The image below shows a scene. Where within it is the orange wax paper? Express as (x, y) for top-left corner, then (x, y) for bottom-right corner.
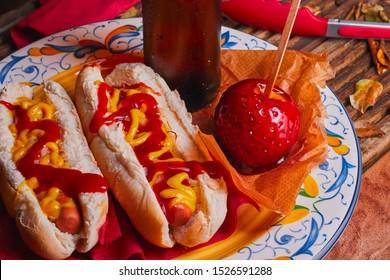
(194, 49), (335, 215)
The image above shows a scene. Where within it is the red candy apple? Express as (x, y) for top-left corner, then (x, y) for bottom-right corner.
(214, 78), (300, 174)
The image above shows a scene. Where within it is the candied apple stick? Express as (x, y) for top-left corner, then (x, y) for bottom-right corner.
(265, 0), (302, 97)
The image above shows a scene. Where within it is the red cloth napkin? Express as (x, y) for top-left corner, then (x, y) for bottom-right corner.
(11, 0), (141, 48)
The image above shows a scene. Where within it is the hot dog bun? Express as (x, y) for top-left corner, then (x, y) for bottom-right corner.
(75, 63), (228, 248)
(0, 81), (109, 259)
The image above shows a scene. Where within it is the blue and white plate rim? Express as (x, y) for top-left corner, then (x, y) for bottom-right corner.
(0, 17), (362, 260)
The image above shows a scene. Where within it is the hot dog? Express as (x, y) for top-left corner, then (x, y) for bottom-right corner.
(75, 63), (228, 248)
(0, 81), (109, 259)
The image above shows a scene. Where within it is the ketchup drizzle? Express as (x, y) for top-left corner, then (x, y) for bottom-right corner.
(90, 82), (227, 222)
(0, 100), (108, 200)
(0, 100), (15, 110)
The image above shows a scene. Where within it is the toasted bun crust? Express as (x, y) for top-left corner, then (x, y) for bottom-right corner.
(0, 82), (108, 259)
(75, 63), (227, 248)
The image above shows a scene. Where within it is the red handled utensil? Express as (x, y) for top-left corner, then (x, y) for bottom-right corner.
(222, 0), (390, 40)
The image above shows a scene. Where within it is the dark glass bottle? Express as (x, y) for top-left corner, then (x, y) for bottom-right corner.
(142, 0), (221, 112)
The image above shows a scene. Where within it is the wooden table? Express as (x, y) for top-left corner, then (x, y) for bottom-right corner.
(0, 0), (389, 260)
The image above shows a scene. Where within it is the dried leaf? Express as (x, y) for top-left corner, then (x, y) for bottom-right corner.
(358, 3), (390, 74)
(377, 41), (390, 67)
(355, 126), (385, 138)
(377, 48), (389, 66)
(345, 4), (358, 20)
(361, 3), (384, 15)
(354, 120), (385, 138)
(304, 4), (321, 16)
(356, 1), (363, 20)
(346, 1), (365, 20)
(379, 10), (390, 22)
(368, 39), (390, 74)
(360, 3), (390, 22)
(350, 79), (383, 113)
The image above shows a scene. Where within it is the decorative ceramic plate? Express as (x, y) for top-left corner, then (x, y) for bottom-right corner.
(0, 17), (361, 260)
